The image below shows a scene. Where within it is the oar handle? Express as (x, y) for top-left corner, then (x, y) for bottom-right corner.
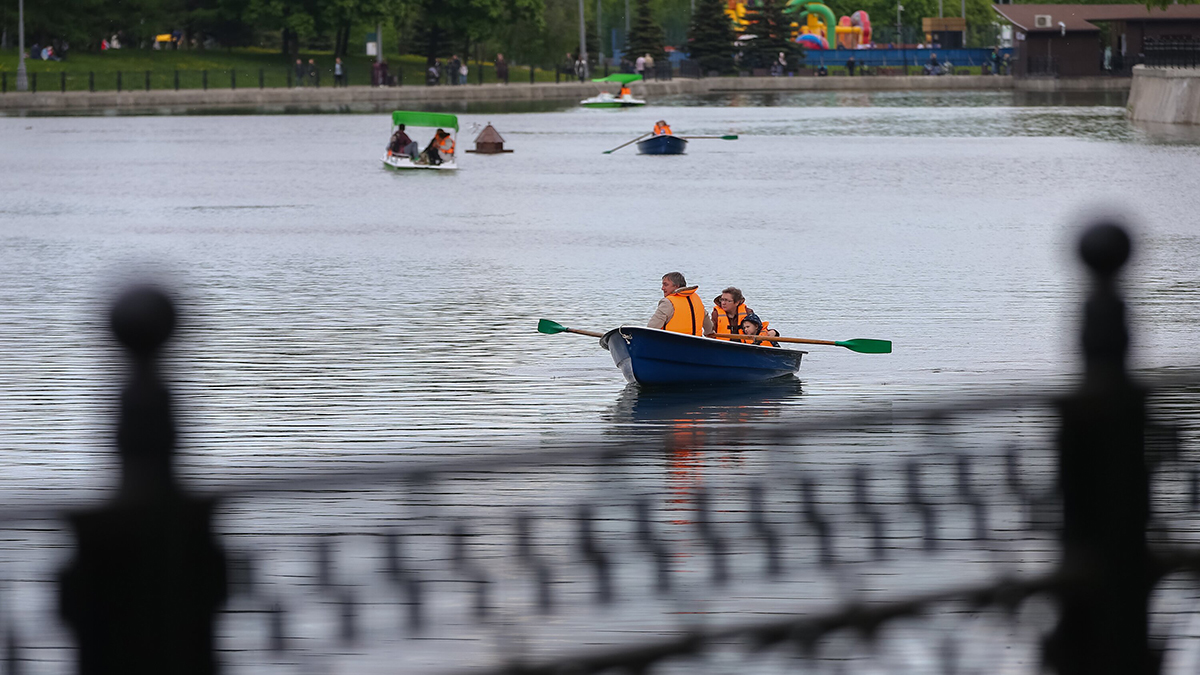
(710, 333), (835, 346)
(567, 328), (605, 338)
(603, 132), (652, 154)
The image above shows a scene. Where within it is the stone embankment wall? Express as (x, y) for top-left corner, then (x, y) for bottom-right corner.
(1127, 65), (1200, 126)
(0, 75), (1132, 115)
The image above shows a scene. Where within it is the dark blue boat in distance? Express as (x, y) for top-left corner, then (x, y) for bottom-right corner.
(600, 326), (805, 385)
(636, 134), (688, 155)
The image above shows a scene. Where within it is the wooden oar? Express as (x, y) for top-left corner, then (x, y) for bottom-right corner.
(710, 333), (892, 353)
(676, 134), (739, 140)
(537, 319), (604, 338)
(602, 132), (652, 154)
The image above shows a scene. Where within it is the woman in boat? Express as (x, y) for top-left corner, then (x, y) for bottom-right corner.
(711, 287), (753, 341)
(653, 120), (672, 136)
(740, 313), (780, 347)
(421, 129), (454, 165)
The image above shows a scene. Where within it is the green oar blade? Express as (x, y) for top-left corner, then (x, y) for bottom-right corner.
(834, 338), (892, 354)
(722, 134), (739, 140)
(537, 319), (569, 334)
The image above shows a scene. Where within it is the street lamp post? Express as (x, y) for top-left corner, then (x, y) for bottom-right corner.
(17, 0), (28, 91)
(578, 0), (589, 80)
(597, 0), (604, 74)
(897, 2), (906, 76)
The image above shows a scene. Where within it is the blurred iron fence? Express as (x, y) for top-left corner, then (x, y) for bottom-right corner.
(0, 222), (1198, 675)
(1144, 38), (1200, 68)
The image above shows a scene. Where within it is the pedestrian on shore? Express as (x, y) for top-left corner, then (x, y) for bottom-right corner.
(308, 58), (319, 86)
(426, 61), (439, 86)
(449, 55), (461, 85)
(334, 57), (345, 87)
(459, 60), (469, 85)
(846, 54), (856, 76)
(294, 58), (304, 87)
(644, 53), (655, 79)
(496, 53), (509, 83)
(635, 54), (646, 77)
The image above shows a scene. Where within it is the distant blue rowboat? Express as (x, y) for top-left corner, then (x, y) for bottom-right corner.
(636, 134), (688, 155)
(600, 326), (805, 386)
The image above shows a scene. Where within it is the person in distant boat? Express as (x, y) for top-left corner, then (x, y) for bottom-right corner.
(653, 120), (672, 136)
(711, 287), (752, 341)
(436, 129), (455, 157)
(421, 129), (454, 165)
(618, 84), (632, 99)
(388, 124), (419, 160)
(648, 272), (713, 336)
(740, 313), (780, 347)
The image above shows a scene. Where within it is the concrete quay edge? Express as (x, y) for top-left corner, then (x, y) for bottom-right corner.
(0, 75), (1131, 115)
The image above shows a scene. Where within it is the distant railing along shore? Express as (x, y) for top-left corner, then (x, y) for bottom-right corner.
(0, 49), (1027, 94)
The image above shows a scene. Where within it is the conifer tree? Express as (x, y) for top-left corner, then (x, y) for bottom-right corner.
(625, 0), (666, 63)
(740, 0), (802, 70)
(686, 0), (738, 75)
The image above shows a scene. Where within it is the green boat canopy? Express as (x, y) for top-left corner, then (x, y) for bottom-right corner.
(391, 110), (459, 131)
(590, 73), (643, 84)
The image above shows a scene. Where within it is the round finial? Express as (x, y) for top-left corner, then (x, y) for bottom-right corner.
(1079, 222), (1131, 278)
(110, 285), (176, 357)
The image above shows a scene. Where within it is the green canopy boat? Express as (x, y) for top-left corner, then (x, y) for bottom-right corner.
(581, 74), (646, 109)
(382, 111), (460, 171)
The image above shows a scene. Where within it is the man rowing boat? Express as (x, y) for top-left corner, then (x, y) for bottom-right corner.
(648, 272), (713, 336)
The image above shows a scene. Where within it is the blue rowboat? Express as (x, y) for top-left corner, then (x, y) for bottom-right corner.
(600, 326), (805, 386)
(636, 134), (688, 155)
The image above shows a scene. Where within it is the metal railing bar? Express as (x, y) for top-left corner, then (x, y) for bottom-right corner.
(460, 570), (1067, 675)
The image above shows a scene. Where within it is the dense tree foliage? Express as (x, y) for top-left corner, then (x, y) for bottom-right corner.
(1, 0), (1150, 64)
(686, 0), (736, 74)
(625, 0), (665, 61)
(740, 0), (800, 69)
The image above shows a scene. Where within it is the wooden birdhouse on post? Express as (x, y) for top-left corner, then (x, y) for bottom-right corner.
(466, 123), (513, 154)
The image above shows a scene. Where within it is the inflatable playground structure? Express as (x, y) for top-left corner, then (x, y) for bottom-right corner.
(727, 0), (872, 50)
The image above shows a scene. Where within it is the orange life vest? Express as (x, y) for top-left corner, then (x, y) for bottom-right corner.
(664, 287), (706, 336)
(619, 86), (631, 97)
(653, 122), (672, 136)
(712, 302), (750, 341)
(437, 135), (455, 155)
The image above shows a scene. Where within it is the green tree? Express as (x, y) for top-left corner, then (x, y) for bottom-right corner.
(740, 0), (800, 69)
(625, 0), (664, 61)
(686, 0), (736, 74)
(410, 0), (542, 64)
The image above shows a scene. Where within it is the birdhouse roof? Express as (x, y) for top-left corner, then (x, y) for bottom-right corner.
(474, 124), (506, 145)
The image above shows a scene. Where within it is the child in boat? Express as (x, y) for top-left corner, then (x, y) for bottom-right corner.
(740, 313), (780, 347)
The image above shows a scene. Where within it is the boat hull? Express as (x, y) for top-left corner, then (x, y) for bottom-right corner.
(381, 155), (457, 171)
(580, 95), (646, 108)
(600, 326), (804, 386)
(636, 135), (688, 155)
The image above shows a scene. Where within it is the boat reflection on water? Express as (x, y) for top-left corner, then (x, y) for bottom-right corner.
(606, 377), (804, 530)
(606, 376), (805, 454)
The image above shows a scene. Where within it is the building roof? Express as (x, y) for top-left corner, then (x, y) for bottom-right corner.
(992, 4), (1200, 32)
(474, 123), (506, 145)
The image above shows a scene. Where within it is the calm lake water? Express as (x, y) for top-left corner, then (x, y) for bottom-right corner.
(1, 91), (1199, 673)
